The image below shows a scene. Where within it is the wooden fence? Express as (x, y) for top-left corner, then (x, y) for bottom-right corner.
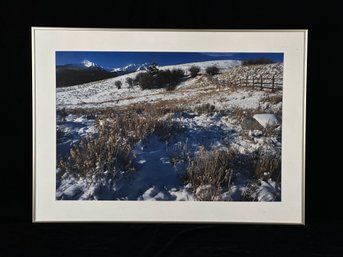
(217, 75), (283, 92)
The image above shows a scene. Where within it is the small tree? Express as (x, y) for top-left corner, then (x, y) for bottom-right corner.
(206, 65), (219, 76)
(147, 62), (159, 75)
(134, 68), (184, 90)
(189, 66), (200, 78)
(136, 72), (154, 90)
(133, 73), (144, 86)
(171, 69), (184, 83)
(115, 80), (122, 89)
(126, 77), (134, 89)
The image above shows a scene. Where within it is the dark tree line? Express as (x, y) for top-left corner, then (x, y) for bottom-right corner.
(242, 58), (275, 66)
(56, 66), (115, 87)
(134, 63), (185, 90)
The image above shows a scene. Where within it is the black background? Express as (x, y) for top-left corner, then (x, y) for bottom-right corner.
(1, 0), (342, 256)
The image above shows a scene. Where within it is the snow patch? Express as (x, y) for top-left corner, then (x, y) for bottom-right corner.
(256, 180), (281, 201)
(253, 114), (279, 128)
(82, 59), (96, 68)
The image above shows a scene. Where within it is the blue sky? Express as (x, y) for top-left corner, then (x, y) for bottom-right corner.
(56, 51), (283, 69)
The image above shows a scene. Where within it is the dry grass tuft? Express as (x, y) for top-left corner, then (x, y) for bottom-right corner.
(230, 107), (261, 124)
(186, 147), (235, 201)
(261, 94), (283, 105)
(58, 124), (133, 181)
(154, 119), (185, 141)
(242, 148), (281, 182)
(193, 103), (216, 114)
(58, 102), (189, 180)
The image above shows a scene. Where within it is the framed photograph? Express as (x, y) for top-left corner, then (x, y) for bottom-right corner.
(32, 28), (307, 223)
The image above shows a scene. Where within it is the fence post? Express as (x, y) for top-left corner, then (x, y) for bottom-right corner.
(272, 75), (275, 92)
(260, 76), (263, 90)
(240, 78), (241, 87)
(246, 76), (248, 87)
(252, 77), (255, 88)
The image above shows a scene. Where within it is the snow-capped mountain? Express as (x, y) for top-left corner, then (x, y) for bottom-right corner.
(111, 63), (149, 73)
(56, 60), (149, 87)
(56, 60), (115, 87)
(82, 59), (98, 68)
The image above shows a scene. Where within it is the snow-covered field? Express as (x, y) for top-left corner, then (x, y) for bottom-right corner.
(56, 60), (241, 109)
(56, 61), (283, 201)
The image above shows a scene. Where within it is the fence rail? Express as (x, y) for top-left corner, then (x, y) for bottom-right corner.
(217, 75), (283, 92)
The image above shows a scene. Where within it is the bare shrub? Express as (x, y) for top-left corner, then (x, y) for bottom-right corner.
(158, 69), (184, 91)
(154, 119), (185, 141)
(261, 95), (283, 105)
(241, 181), (260, 201)
(58, 101), (190, 178)
(205, 65), (219, 76)
(242, 178), (281, 201)
(263, 124), (282, 141)
(128, 100), (186, 119)
(58, 124), (133, 180)
(230, 107), (262, 126)
(244, 149), (281, 182)
(189, 66), (200, 78)
(115, 80), (122, 89)
(193, 103), (215, 114)
(58, 96), (202, 184)
(185, 145), (281, 201)
(126, 77), (134, 89)
(230, 107), (247, 123)
(135, 72), (154, 90)
(166, 84), (177, 91)
(58, 108), (159, 179)
(60, 107), (100, 117)
(186, 147), (235, 201)
(167, 141), (190, 167)
(134, 68), (184, 90)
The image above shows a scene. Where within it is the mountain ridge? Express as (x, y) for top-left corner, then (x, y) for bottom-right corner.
(56, 59), (242, 88)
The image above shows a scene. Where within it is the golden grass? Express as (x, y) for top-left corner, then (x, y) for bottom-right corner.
(186, 147), (235, 201)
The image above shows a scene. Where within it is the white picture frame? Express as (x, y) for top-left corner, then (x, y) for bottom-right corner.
(32, 28), (307, 223)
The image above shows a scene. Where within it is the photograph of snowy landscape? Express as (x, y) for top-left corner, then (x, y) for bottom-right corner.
(56, 51), (283, 201)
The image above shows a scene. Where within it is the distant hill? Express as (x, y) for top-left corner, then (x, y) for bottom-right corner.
(56, 60), (152, 87)
(56, 60), (242, 88)
(56, 61), (116, 87)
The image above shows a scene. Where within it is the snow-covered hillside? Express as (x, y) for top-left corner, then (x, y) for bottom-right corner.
(57, 60), (283, 110)
(160, 59), (241, 71)
(56, 60), (283, 201)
